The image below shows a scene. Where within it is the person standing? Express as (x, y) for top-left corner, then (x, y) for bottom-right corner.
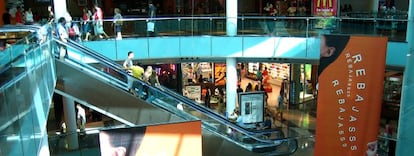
(76, 104), (86, 132)
(148, 70), (160, 87)
(15, 6), (23, 25)
(143, 66), (153, 84)
(277, 79), (287, 121)
(236, 84), (244, 93)
(205, 87), (211, 108)
(236, 64), (241, 82)
(123, 51), (134, 71)
(147, 2), (157, 36)
(47, 5), (54, 23)
(123, 51), (135, 92)
(82, 8), (92, 41)
(2, 8), (11, 25)
(24, 8), (34, 24)
(112, 8), (123, 40)
(256, 67), (263, 82)
(57, 17), (68, 60)
(93, 4), (109, 39)
(149, 2), (157, 19)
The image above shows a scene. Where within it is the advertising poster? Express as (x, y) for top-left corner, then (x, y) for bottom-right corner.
(100, 121), (202, 156)
(313, 0), (337, 16)
(315, 35), (387, 156)
(239, 92), (265, 124)
(214, 63), (226, 86)
(313, 0), (337, 29)
(184, 85), (201, 100)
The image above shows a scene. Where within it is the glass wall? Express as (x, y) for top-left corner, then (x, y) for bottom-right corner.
(0, 35), (56, 156)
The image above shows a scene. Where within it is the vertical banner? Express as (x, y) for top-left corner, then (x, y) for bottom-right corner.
(315, 35), (387, 156)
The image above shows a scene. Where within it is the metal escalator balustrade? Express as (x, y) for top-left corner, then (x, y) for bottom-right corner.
(0, 25), (57, 156)
(52, 38), (298, 155)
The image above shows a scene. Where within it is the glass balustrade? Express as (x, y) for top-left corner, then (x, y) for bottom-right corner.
(72, 16), (409, 42)
(0, 27), (55, 156)
(54, 38), (299, 154)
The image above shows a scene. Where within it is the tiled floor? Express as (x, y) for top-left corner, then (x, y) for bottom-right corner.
(239, 76), (317, 155)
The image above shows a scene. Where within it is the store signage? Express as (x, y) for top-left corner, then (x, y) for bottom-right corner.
(313, 0), (337, 16)
(315, 35), (387, 156)
(313, 0), (337, 29)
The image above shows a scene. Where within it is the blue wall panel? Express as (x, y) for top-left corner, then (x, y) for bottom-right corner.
(273, 37), (307, 58)
(386, 42), (408, 67)
(148, 38), (180, 58)
(115, 38), (149, 60)
(82, 36), (407, 68)
(82, 40), (116, 60)
(180, 37), (212, 57)
(242, 37), (275, 57)
(211, 37), (243, 57)
(306, 38), (320, 60)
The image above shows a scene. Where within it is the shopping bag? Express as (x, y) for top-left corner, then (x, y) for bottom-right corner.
(147, 22), (155, 32)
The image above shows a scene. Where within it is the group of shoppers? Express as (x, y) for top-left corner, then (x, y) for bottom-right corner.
(2, 6), (36, 25)
(80, 5), (111, 41)
(123, 51), (160, 100)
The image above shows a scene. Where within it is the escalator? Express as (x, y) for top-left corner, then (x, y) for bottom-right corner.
(53, 38), (298, 155)
(0, 25), (57, 156)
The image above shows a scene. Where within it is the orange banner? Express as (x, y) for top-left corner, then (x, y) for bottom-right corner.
(100, 121), (202, 156)
(315, 35), (387, 156)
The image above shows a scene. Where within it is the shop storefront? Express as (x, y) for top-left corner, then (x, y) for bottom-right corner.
(181, 62), (216, 106)
(245, 62), (316, 107)
(142, 63), (179, 91)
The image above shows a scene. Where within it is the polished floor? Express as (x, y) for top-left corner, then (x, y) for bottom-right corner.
(238, 76), (317, 156)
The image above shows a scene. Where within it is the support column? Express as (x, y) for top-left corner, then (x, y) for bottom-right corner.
(396, 0), (414, 155)
(38, 133), (50, 156)
(226, 0), (237, 36)
(226, 58), (237, 117)
(290, 64), (301, 108)
(0, 0), (5, 26)
(53, 0), (67, 21)
(367, 0), (379, 14)
(62, 97), (79, 150)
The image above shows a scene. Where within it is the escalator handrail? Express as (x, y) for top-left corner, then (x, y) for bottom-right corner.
(66, 39), (127, 73)
(56, 38), (279, 137)
(0, 25), (41, 33)
(52, 38), (297, 145)
(157, 84), (282, 136)
(0, 26), (42, 73)
(53, 38), (200, 122)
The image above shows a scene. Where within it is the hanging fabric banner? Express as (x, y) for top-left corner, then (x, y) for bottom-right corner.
(315, 35), (387, 156)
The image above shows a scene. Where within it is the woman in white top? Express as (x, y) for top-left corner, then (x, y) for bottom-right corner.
(25, 8), (34, 24)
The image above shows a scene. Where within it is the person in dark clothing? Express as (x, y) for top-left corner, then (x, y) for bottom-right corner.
(205, 87), (211, 108)
(53, 94), (63, 129)
(245, 82), (253, 92)
(236, 84), (244, 93)
(2, 8), (11, 25)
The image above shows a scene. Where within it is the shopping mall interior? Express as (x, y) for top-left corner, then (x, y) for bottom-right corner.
(0, 0), (412, 156)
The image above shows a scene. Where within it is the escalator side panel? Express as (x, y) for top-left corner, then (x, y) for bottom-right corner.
(55, 60), (184, 125)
